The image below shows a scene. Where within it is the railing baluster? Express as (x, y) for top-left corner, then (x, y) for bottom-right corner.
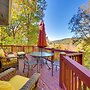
(78, 78), (81, 90)
(69, 68), (72, 90)
(72, 71), (74, 90)
(75, 73), (77, 90)
(83, 83), (87, 90)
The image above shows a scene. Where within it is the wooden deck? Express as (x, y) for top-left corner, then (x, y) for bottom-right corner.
(1, 45), (90, 89)
(17, 59), (62, 90)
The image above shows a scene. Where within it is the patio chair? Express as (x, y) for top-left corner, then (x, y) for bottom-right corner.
(23, 54), (37, 76)
(0, 48), (18, 72)
(0, 68), (40, 90)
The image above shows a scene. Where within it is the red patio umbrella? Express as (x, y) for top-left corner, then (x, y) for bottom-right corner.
(38, 20), (47, 48)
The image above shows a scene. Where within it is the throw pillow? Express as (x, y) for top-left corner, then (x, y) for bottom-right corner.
(0, 48), (5, 57)
(0, 81), (15, 90)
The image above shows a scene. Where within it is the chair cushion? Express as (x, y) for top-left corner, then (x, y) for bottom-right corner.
(2, 59), (17, 66)
(7, 54), (17, 61)
(7, 54), (16, 58)
(0, 81), (15, 90)
(0, 48), (5, 57)
(9, 75), (29, 90)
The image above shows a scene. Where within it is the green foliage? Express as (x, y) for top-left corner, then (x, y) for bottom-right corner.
(82, 44), (90, 69)
(68, 2), (90, 69)
(0, 0), (47, 45)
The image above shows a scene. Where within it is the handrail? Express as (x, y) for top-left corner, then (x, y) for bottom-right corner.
(60, 53), (90, 90)
(0, 45), (77, 53)
(67, 53), (82, 56)
(44, 47), (77, 53)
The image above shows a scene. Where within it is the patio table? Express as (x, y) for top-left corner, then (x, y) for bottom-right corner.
(30, 52), (53, 72)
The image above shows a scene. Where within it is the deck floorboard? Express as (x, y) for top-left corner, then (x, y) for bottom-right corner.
(17, 59), (62, 90)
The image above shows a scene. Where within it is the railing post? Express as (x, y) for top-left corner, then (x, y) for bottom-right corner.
(79, 50), (84, 65)
(22, 45), (24, 52)
(32, 46), (35, 52)
(59, 52), (66, 88)
(51, 48), (54, 76)
(11, 45), (14, 52)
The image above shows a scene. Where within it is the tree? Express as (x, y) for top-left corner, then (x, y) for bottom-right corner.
(68, 0), (90, 45)
(68, 8), (90, 44)
(0, 0), (47, 45)
(68, 1), (90, 69)
(17, 0), (47, 45)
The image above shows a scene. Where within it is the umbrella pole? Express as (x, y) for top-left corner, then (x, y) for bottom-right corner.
(38, 47), (43, 68)
(38, 47), (43, 52)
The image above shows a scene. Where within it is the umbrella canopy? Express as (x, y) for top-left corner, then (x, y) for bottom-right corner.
(38, 20), (47, 48)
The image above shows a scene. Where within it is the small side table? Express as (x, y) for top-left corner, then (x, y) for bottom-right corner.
(17, 52), (25, 59)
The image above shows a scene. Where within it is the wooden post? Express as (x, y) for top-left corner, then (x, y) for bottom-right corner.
(11, 45), (13, 52)
(79, 50), (84, 65)
(51, 48), (54, 76)
(59, 52), (66, 88)
(32, 46), (35, 52)
(22, 45), (24, 52)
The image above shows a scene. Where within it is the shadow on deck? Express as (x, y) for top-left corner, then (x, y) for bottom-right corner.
(17, 59), (62, 90)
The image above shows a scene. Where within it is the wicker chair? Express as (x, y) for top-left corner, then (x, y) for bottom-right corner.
(0, 48), (18, 72)
(0, 68), (40, 90)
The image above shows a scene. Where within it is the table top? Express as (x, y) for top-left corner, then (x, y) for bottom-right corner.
(17, 52), (25, 55)
(30, 52), (53, 57)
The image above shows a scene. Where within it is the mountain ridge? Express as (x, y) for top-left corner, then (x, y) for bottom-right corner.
(50, 38), (74, 45)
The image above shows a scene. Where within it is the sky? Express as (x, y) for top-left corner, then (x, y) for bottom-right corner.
(44, 0), (88, 41)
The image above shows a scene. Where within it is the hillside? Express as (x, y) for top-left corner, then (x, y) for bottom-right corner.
(51, 38), (75, 45)
(48, 38), (78, 51)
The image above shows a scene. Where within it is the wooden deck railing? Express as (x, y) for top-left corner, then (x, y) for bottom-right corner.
(0, 45), (90, 90)
(60, 52), (90, 90)
(0, 45), (76, 60)
(1, 45), (35, 53)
